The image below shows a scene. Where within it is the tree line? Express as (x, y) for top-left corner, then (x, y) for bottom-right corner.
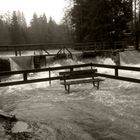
(0, 1), (138, 48)
(0, 11), (72, 45)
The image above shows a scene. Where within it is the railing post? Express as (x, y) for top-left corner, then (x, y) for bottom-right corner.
(90, 63), (93, 70)
(70, 68), (73, 71)
(49, 68), (51, 86)
(23, 73), (27, 81)
(115, 68), (118, 77)
(15, 48), (17, 56)
(18, 49), (21, 56)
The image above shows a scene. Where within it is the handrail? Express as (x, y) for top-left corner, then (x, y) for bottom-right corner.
(0, 41), (127, 47)
(0, 63), (92, 76)
(96, 73), (140, 83)
(0, 42), (135, 57)
(0, 41), (129, 50)
(0, 63), (140, 87)
(91, 63), (140, 83)
(0, 63), (93, 87)
(92, 63), (140, 71)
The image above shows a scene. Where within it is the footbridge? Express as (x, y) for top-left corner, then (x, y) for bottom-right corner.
(0, 41), (135, 57)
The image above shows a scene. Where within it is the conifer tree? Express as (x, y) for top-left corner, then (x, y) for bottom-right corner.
(10, 11), (22, 44)
(29, 13), (40, 43)
(0, 17), (11, 44)
(67, 0), (132, 44)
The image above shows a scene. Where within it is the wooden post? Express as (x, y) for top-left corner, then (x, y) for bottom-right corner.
(70, 68), (73, 71)
(97, 81), (99, 90)
(23, 73), (27, 81)
(64, 74), (67, 90)
(115, 68), (118, 77)
(116, 52), (120, 66)
(91, 63), (93, 70)
(45, 57), (47, 67)
(68, 85), (70, 93)
(49, 68), (51, 86)
(15, 48), (17, 56)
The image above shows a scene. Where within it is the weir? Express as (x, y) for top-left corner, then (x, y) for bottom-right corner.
(0, 50), (121, 71)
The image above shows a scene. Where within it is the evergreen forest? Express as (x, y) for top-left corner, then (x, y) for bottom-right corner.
(0, 0), (139, 47)
(0, 11), (72, 45)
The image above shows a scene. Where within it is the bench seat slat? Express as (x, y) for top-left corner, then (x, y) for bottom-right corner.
(60, 74), (97, 80)
(61, 78), (104, 85)
(59, 69), (97, 76)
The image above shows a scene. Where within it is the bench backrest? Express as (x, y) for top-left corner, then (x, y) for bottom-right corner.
(59, 69), (97, 80)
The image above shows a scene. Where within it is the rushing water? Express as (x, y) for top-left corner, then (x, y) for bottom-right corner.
(0, 51), (140, 140)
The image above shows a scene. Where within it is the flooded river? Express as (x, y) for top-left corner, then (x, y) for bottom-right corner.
(0, 51), (140, 140)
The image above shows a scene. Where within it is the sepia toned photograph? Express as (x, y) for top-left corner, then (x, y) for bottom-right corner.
(0, 0), (140, 139)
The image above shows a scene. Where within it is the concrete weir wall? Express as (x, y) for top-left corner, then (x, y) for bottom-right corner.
(0, 55), (53, 72)
(120, 50), (140, 65)
(1, 50), (139, 72)
(9, 55), (47, 71)
(1, 53), (118, 72)
(10, 56), (34, 71)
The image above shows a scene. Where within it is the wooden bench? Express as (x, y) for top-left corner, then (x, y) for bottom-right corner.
(59, 69), (104, 93)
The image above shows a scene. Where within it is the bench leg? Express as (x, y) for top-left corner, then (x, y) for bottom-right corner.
(68, 85), (70, 93)
(64, 85), (67, 91)
(97, 81), (100, 90)
(93, 81), (95, 87)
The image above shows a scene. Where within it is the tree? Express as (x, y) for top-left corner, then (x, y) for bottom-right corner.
(38, 13), (48, 43)
(67, 0), (132, 44)
(29, 13), (40, 43)
(0, 11), (72, 45)
(29, 13), (49, 43)
(17, 11), (28, 43)
(0, 17), (11, 44)
(46, 17), (58, 43)
(9, 11), (28, 44)
(9, 11), (22, 44)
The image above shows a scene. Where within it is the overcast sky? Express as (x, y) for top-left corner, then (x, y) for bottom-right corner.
(0, 0), (67, 24)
